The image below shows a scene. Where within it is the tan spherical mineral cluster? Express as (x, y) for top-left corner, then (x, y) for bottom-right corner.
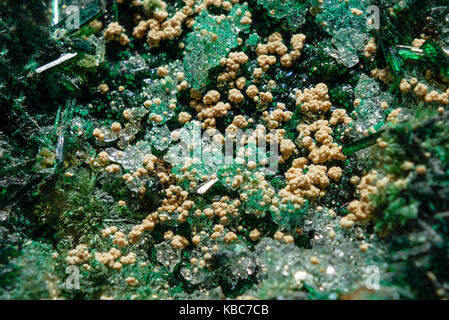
(262, 103), (293, 129)
(371, 67), (393, 84)
(295, 83), (332, 114)
(218, 52), (249, 83)
(280, 158), (330, 206)
(199, 196), (241, 223)
(340, 172), (380, 229)
(256, 32), (306, 69)
(189, 89), (232, 129)
(400, 78), (449, 105)
(66, 244), (91, 265)
(104, 22), (130, 46)
(395, 36), (449, 110)
(132, 0), (249, 48)
(364, 38), (377, 59)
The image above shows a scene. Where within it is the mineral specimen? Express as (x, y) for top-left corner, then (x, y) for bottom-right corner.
(1, 0), (449, 302)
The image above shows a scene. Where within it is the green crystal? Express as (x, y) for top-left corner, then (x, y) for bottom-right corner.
(184, 4), (251, 90)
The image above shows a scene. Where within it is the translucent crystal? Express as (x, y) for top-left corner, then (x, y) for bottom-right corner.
(106, 141), (153, 171)
(255, 209), (388, 299)
(180, 264), (215, 288)
(257, 0), (307, 31)
(146, 125), (171, 152)
(314, 0), (371, 67)
(118, 54), (149, 78)
(143, 61), (183, 125)
(214, 241), (256, 287)
(351, 74), (392, 139)
(155, 241), (181, 272)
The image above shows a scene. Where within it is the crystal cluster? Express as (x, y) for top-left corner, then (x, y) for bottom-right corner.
(1, 0), (449, 301)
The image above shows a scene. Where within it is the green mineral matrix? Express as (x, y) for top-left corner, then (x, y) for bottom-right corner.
(1, 0), (449, 300)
